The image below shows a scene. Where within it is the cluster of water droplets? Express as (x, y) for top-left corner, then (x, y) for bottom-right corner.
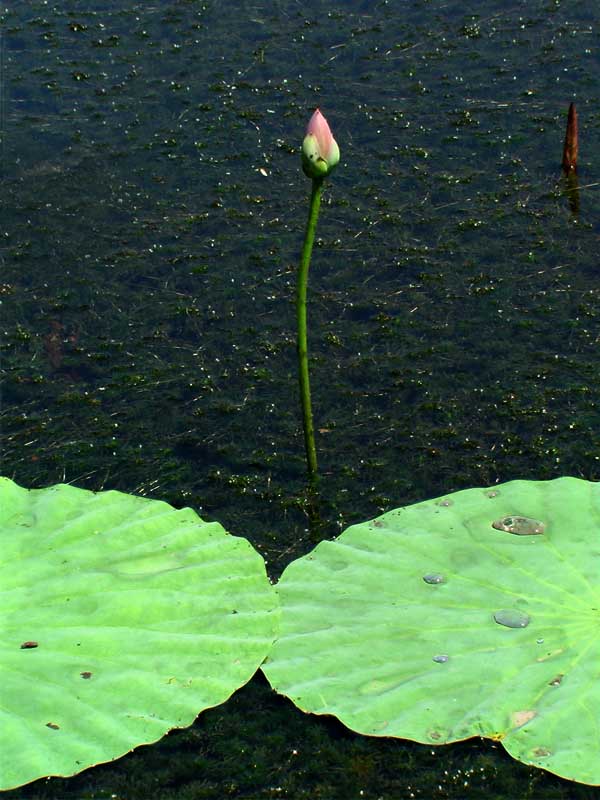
(421, 492), (547, 664)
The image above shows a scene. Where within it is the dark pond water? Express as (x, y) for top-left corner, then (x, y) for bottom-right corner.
(2, 0), (600, 797)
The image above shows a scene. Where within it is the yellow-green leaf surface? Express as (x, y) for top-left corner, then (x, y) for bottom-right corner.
(1, 478), (278, 790)
(262, 477), (600, 785)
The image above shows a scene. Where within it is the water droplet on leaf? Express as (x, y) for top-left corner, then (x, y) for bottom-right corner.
(432, 654), (449, 663)
(531, 746), (551, 758)
(423, 573), (445, 584)
(494, 609), (530, 628)
(492, 516), (545, 535)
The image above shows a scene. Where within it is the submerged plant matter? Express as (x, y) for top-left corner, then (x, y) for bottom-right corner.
(296, 109), (340, 482)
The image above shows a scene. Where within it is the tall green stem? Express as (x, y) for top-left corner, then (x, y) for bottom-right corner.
(297, 177), (323, 483)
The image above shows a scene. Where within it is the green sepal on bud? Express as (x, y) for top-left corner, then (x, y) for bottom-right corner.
(302, 134), (330, 178)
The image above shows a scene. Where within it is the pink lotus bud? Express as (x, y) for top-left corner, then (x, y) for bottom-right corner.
(302, 109), (340, 179)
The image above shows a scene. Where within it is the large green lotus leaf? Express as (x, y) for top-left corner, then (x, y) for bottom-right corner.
(262, 477), (600, 785)
(1, 478), (278, 790)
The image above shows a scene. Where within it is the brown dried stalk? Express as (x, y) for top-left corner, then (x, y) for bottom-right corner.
(562, 102), (578, 173)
